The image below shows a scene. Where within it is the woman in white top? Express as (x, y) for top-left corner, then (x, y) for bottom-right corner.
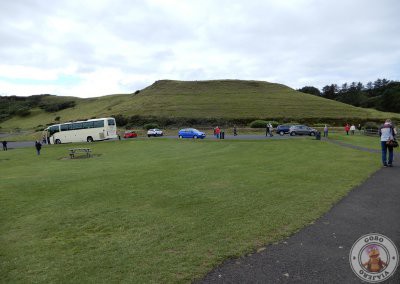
(350, 124), (356, 135)
(379, 119), (396, 167)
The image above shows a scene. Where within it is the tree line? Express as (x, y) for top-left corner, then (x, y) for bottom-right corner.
(298, 78), (400, 113)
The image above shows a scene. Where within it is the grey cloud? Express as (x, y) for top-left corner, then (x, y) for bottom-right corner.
(0, 0), (399, 96)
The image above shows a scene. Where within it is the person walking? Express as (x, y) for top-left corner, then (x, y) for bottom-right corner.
(268, 123), (274, 137)
(233, 125), (237, 136)
(265, 123), (269, 137)
(345, 124), (350, 135)
(350, 124), (356, 135)
(379, 119), (396, 167)
(35, 140), (42, 155)
(2, 140), (7, 151)
(358, 123), (362, 132)
(323, 125), (329, 138)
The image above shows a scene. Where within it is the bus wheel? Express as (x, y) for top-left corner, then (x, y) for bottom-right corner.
(55, 139), (61, 144)
(87, 136), (94, 142)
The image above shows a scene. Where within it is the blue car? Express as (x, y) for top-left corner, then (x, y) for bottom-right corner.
(178, 128), (206, 139)
(276, 124), (292, 136)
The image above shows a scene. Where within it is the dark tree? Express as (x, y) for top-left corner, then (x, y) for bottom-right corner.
(322, 84), (339, 100)
(297, 86), (321, 96)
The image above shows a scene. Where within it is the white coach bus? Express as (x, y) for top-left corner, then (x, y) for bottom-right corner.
(44, 117), (118, 144)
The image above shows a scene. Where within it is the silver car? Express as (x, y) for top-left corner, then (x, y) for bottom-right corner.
(289, 125), (317, 136)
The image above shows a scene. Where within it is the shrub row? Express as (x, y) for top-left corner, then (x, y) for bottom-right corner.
(39, 101), (76, 112)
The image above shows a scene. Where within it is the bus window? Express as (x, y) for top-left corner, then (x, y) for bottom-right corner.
(107, 119), (115, 126)
(83, 121), (94, 129)
(73, 123), (83, 130)
(49, 125), (59, 136)
(93, 120), (104, 128)
(60, 124), (69, 131)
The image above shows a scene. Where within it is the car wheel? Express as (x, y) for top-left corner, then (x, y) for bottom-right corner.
(87, 136), (94, 142)
(55, 139), (61, 144)
(179, 135), (183, 139)
(290, 132), (296, 136)
(193, 135), (198, 139)
(148, 135), (151, 137)
(279, 131), (284, 136)
(310, 132), (315, 136)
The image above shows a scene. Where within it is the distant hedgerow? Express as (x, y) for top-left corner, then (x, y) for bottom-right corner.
(249, 120), (268, 128)
(40, 101), (76, 112)
(143, 123), (159, 130)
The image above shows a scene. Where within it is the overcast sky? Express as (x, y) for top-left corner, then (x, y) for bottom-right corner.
(0, 0), (399, 97)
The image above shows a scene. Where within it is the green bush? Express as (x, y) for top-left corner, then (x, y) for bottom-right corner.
(364, 121), (379, 130)
(16, 107), (31, 117)
(249, 120), (268, 128)
(269, 121), (280, 127)
(143, 123), (159, 130)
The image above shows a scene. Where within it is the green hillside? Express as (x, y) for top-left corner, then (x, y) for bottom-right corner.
(1, 80), (399, 130)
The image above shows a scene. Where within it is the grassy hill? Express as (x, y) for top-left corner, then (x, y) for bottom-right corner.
(1, 80), (399, 130)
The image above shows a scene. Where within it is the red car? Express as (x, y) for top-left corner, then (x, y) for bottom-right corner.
(123, 130), (138, 138)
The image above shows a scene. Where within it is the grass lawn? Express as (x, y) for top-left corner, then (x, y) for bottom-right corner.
(0, 138), (380, 283)
(328, 131), (381, 150)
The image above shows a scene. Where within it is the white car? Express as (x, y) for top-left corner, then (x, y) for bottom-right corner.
(147, 128), (163, 137)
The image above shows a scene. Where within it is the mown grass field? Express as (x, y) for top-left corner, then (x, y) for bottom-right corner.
(0, 138), (380, 283)
(1, 80), (399, 131)
(328, 131), (381, 150)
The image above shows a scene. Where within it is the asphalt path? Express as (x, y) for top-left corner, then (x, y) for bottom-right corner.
(199, 144), (400, 284)
(2, 134), (307, 149)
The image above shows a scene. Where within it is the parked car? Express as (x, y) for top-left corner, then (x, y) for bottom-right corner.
(147, 128), (163, 137)
(289, 125), (317, 136)
(123, 130), (138, 138)
(178, 128), (206, 139)
(276, 125), (292, 136)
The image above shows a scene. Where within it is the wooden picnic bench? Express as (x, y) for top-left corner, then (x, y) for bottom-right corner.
(69, 148), (92, 159)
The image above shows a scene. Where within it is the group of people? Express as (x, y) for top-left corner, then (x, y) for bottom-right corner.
(323, 123), (362, 138)
(344, 123), (362, 135)
(213, 126), (221, 138)
(2, 140), (42, 154)
(265, 122), (273, 137)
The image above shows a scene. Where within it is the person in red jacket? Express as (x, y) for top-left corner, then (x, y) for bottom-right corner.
(345, 124), (350, 135)
(215, 126), (221, 138)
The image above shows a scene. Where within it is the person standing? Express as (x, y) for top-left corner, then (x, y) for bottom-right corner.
(265, 123), (269, 137)
(35, 140), (42, 155)
(2, 140), (7, 151)
(345, 124), (350, 135)
(379, 119), (395, 167)
(358, 123), (362, 132)
(350, 124), (356, 135)
(215, 126), (220, 139)
(233, 125), (237, 136)
(323, 125), (329, 138)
